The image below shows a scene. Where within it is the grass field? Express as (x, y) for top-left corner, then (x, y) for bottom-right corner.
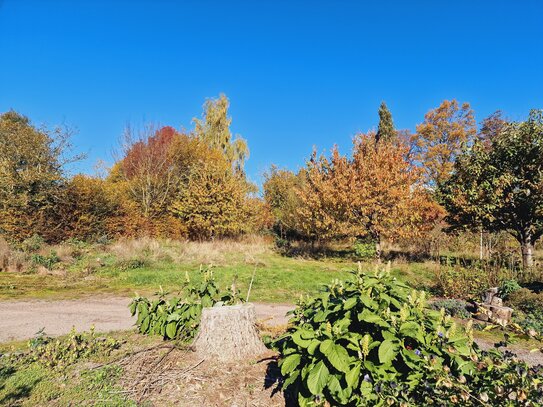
(0, 237), (437, 303)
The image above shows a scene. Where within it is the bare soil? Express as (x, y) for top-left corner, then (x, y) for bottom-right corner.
(116, 345), (286, 406)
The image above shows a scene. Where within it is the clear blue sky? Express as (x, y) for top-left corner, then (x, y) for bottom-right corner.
(1, 1), (542, 185)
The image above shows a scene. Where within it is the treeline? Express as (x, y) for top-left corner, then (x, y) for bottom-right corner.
(1, 96), (542, 267)
(263, 102), (543, 268)
(0, 95), (260, 242)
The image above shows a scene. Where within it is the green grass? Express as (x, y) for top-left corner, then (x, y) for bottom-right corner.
(0, 330), (153, 406)
(0, 240), (438, 303)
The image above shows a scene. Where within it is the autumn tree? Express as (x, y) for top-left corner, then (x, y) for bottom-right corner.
(346, 134), (442, 258)
(295, 136), (442, 257)
(414, 100), (476, 186)
(295, 151), (351, 244)
(375, 102), (396, 143)
(170, 154), (253, 240)
(193, 94), (249, 172)
(440, 110), (543, 268)
(263, 166), (305, 239)
(116, 125), (181, 219)
(0, 110), (81, 242)
(59, 175), (119, 240)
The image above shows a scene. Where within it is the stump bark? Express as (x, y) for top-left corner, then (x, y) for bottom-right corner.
(192, 303), (267, 362)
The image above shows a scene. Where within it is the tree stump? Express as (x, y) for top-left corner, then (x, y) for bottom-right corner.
(192, 303), (267, 362)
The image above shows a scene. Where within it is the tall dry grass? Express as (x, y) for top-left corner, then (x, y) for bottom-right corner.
(0, 237), (27, 273)
(107, 235), (272, 266)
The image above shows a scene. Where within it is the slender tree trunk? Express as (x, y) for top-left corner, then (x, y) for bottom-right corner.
(375, 236), (382, 263)
(521, 238), (534, 269)
(521, 241), (534, 269)
(479, 228), (483, 261)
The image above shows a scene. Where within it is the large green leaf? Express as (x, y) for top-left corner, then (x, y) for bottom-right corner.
(280, 353), (301, 376)
(343, 297), (358, 310)
(327, 374), (352, 404)
(359, 309), (390, 328)
(320, 340), (350, 373)
(166, 321), (177, 339)
(345, 362), (361, 388)
(378, 339), (398, 364)
(306, 360), (329, 395)
(292, 330), (314, 348)
(399, 321), (425, 344)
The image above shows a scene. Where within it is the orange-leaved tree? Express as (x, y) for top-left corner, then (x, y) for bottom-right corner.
(414, 99), (476, 187)
(297, 134), (443, 258)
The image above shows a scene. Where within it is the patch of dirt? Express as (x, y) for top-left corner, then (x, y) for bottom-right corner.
(475, 337), (543, 366)
(116, 345), (287, 406)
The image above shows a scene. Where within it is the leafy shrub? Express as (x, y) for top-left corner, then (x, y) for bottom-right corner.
(129, 268), (241, 340)
(273, 267), (543, 406)
(499, 279), (522, 300)
(507, 288), (543, 315)
(20, 234), (45, 252)
(429, 298), (471, 319)
(434, 266), (489, 300)
(506, 288), (543, 336)
(30, 251), (60, 270)
(27, 327), (120, 370)
(353, 240), (376, 260)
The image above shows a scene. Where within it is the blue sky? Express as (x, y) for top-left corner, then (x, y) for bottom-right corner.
(1, 1), (542, 185)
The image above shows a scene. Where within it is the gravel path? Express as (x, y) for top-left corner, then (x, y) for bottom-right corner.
(1, 298), (542, 366)
(0, 297), (293, 343)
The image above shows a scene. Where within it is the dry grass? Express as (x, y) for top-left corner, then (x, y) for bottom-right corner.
(108, 235), (272, 266)
(0, 237), (27, 273)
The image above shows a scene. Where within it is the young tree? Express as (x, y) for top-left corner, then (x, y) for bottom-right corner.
(193, 94), (249, 172)
(440, 110), (543, 268)
(346, 134), (442, 258)
(375, 102), (396, 144)
(295, 150), (351, 245)
(297, 136), (442, 258)
(263, 166), (304, 239)
(170, 155), (253, 240)
(414, 100), (476, 186)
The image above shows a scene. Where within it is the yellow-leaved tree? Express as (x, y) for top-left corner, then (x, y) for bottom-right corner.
(170, 154), (254, 240)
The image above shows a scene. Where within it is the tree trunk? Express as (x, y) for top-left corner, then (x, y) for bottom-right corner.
(479, 229), (484, 261)
(192, 303), (267, 362)
(375, 237), (382, 263)
(521, 238), (534, 269)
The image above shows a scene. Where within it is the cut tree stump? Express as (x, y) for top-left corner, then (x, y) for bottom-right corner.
(192, 302), (267, 362)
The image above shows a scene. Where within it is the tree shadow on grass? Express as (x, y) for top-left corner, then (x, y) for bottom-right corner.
(0, 364), (43, 406)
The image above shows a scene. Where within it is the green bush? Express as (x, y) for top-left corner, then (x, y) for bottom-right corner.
(429, 298), (471, 319)
(27, 327), (120, 370)
(129, 268), (241, 340)
(21, 234), (45, 252)
(508, 288), (543, 314)
(273, 267), (543, 406)
(499, 279), (522, 300)
(30, 251), (60, 270)
(507, 288), (543, 336)
(353, 240), (376, 260)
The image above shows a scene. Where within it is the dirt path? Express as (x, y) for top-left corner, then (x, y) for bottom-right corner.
(1, 298), (542, 367)
(0, 297), (293, 343)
